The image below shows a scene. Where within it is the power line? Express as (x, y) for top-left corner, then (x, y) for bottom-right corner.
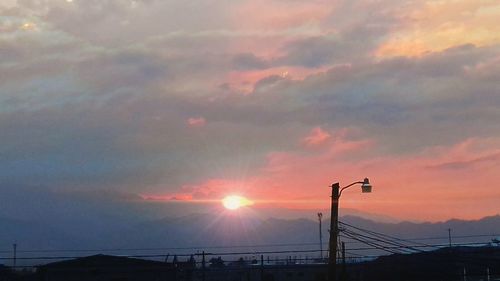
(1, 231), (497, 254)
(339, 221), (434, 248)
(340, 231), (404, 255)
(0, 241), (493, 260)
(343, 241), (490, 251)
(370, 233), (500, 242)
(0, 250), (324, 261)
(0, 243), (322, 254)
(338, 224), (500, 265)
(340, 228), (419, 254)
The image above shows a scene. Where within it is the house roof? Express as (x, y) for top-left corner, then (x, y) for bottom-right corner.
(39, 254), (170, 269)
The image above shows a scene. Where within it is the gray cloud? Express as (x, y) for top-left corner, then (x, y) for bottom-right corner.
(270, 0), (411, 68)
(0, 0), (499, 223)
(16, 0), (240, 47)
(2, 41), (499, 191)
(231, 53), (270, 70)
(427, 152), (500, 170)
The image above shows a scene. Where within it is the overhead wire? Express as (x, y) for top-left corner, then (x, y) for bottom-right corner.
(339, 221), (435, 248)
(0, 232), (497, 254)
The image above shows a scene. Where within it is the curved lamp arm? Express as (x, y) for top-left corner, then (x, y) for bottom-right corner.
(339, 181), (363, 197)
(338, 178), (371, 197)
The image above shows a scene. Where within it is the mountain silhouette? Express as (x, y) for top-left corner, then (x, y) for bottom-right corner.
(1, 213), (499, 266)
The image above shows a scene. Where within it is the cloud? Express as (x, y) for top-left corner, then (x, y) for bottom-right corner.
(187, 117), (206, 127)
(2, 42), (499, 195)
(425, 138), (500, 170)
(375, 1), (500, 57)
(0, 0), (499, 222)
(231, 53), (270, 70)
(428, 152), (500, 170)
(303, 126), (331, 146)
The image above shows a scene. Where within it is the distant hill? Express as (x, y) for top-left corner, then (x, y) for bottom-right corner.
(0, 217), (79, 251)
(0, 213), (499, 266)
(341, 214), (500, 245)
(123, 213), (500, 244)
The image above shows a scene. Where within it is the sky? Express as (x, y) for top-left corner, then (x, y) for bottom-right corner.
(0, 0), (499, 222)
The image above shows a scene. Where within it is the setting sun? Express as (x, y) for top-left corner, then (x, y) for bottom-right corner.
(221, 195), (253, 210)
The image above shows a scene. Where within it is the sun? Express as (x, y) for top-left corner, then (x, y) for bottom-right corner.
(222, 195), (253, 210)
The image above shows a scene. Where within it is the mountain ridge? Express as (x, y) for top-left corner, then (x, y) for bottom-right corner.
(1, 213), (499, 266)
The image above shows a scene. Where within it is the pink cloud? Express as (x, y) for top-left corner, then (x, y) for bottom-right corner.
(187, 117), (206, 127)
(225, 66), (328, 94)
(230, 0), (331, 31)
(303, 126), (331, 146)
(302, 127), (374, 155)
(152, 137), (500, 222)
(142, 194), (193, 201)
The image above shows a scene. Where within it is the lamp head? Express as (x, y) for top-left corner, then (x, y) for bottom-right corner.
(361, 178), (372, 193)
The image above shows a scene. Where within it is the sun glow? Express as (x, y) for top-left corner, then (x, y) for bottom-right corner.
(222, 195), (253, 210)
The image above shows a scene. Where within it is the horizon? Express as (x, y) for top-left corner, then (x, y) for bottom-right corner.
(2, 211), (500, 268)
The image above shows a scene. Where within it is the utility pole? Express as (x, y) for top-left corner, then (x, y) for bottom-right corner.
(13, 243), (17, 269)
(202, 251), (206, 281)
(448, 228), (452, 248)
(318, 212), (323, 259)
(260, 255), (264, 281)
(328, 183), (340, 281)
(341, 242), (346, 281)
(327, 178), (372, 281)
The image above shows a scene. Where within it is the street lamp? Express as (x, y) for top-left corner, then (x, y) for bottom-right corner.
(328, 178), (372, 281)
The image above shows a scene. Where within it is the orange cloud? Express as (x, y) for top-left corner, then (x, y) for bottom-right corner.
(152, 137), (500, 222)
(375, 1), (500, 58)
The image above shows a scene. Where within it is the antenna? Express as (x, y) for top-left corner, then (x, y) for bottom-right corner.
(318, 212), (323, 259)
(13, 243), (17, 269)
(448, 228), (452, 248)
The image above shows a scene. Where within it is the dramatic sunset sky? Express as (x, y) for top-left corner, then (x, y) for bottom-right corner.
(1, 0), (499, 222)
